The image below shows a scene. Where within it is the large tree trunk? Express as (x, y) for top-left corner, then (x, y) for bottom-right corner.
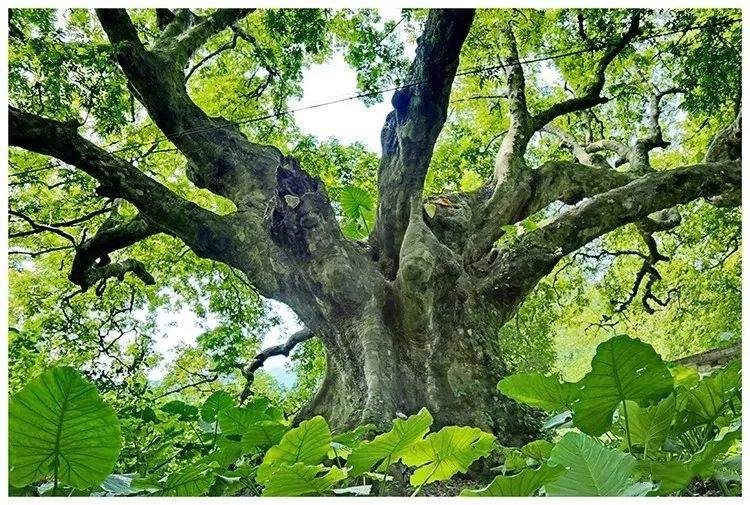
(292, 260), (541, 445)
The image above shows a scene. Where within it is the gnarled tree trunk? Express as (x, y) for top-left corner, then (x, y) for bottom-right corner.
(8, 8), (741, 442)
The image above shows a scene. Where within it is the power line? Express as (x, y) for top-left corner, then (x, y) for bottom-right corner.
(13, 17), (741, 168)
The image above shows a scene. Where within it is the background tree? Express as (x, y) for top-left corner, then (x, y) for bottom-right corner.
(8, 8), (741, 442)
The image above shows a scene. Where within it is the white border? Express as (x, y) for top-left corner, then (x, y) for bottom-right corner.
(1, 1), (747, 503)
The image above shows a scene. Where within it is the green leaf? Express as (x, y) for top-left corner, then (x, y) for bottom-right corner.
(348, 407), (433, 476)
(204, 437), (243, 469)
(521, 439), (554, 461)
(257, 416), (332, 481)
(634, 460), (691, 496)
(9, 366), (121, 489)
(241, 420), (289, 452)
(573, 335), (674, 435)
(217, 397), (272, 435)
(339, 185), (373, 220)
(546, 431), (642, 496)
(498, 373), (579, 412)
(402, 426), (495, 486)
(160, 400), (199, 421)
(688, 422), (741, 479)
(99, 473), (156, 496)
(676, 360), (740, 426)
(201, 390), (235, 422)
(622, 394), (675, 456)
(636, 422), (741, 495)
(154, 465), (216, 496)
(260, 463), (347, 497)
(460, 464), (565, 496)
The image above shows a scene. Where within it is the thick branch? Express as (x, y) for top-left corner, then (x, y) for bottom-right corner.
(372, 9), (474, 278)
(96, 9), (281, 205)
(492, 24), (533, 185)
(481, 159), (741, 311)
(9, 106), (242, 268)
(69, 214), (159, 291)
(237, 327), (314, 400)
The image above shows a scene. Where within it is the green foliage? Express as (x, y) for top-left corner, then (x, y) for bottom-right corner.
(574, 335), (674, 436)
(348, 407), (433, 476)
(497, 372), (578, 412)
(460, 464), (565, 497)
(545, 432), (649, 496)
(200, 390), (235, 422)
(9, 367), (122, 490)
(401, 426), (495, 487)
(491, 334), (742, 497)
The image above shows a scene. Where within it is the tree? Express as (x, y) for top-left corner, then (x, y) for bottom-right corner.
(8, 8), (741, 442)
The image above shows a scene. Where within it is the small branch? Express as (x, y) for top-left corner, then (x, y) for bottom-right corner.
(236, 327), (314, 400)
(9, 210), (78, 245)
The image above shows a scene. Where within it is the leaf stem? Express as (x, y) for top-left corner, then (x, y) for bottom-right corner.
(621, 400), (634, 454)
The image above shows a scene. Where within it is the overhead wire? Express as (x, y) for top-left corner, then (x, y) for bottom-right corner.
(10, 17), (741, 169)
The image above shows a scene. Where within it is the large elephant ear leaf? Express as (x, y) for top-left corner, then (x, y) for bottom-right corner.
(676, 360), (740, 426)
(9, 366), (121, 489)
(201, 390), (235, 422)
(573, 335), (674, 435)
(257, 416), (332, 481)
(460, 464), (565, 497)
(497, 373), (579, 412)
(622, 394), (676, 457)
(401, 426), (495, 486)
(260, 463), (347, 497)
(348, 407), (433, 476)
(338, 186), (375, 239)
(546, 432), (651, 496)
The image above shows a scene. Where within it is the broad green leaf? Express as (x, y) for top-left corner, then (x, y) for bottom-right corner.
(9, 367), (121, 489)
(201, 390), (235, 422)
(498, 373), (579, 412)
(348, 407), (433, 476)
(401, 426), (495, 486)
(637, 422), (741, 495)
(99, 473), (157, 496)
(521, 439), (554, 461)
(339, 185), (373, 220)
(217, 397), (272, 435)
(688, 422), (741, 479)
(257, 416), (332, 481)
(622, 394), (675, 456)
(260, 463), (347, 497)
(160, 400), (199, 421)
(573, 335), (674, 435)
(676, 360), (740, 426)
(328, 441), (352, 460)
(204, 437), (243, 469)
(669, 363), (700, 388)
(241, 420), (289, 452)
(154, 465), (216, 496)
(546, 431), (641, 496)
(460, 464), (565, 496)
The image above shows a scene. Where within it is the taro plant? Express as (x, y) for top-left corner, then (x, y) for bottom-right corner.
(464, 334), (742, 497)
(7, 335), (741, 497)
